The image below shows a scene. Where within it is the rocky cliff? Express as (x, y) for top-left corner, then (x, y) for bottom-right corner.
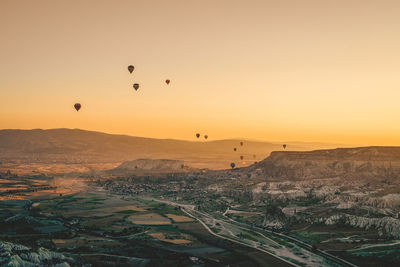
(0, 241), (75, 266)
(252, 147), (400, 181)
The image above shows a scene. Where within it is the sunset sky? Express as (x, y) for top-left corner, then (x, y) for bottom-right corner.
(1, 0), (400, 145)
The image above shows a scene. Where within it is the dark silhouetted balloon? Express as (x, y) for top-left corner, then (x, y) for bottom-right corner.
(133, 83), (140, 91)
(165, 79), (170, 85)
(196, 133), (200, 138)
(204, 135), (208, 140)
(230, 163), (235, 169)
(74, 103), (81, 111)
(283, 144), (287, 149)
(253, 154), (256, 159)
(240, 141), (243, 146)
(240, 155), (244, 160)
(233, 148), (237, 151)
(128, 65), (134, 73)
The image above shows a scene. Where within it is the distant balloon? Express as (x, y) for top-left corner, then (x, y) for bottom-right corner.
(283, 144), (287, 149)
(230, 163), (235, 169)
(165, 79), (170, 85)
(233, 148), (237, 152)
(204, 135), (208, 140)
(253, 154), (256, 159)
(133, 83), (140, 91)
(240, 155), (244, 160)
(196, 133), (200, 139)
(74, 103), (81, 111)
(128, 65), (134, 73)
(240, 141), (244, 146)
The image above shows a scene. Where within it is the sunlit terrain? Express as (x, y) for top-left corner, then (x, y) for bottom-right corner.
(2, 0), (400, 266)
(1, 145), (400, 266)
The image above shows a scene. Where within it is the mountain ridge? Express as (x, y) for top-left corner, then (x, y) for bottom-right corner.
(251, 146), (400, 181)
(0, 128), (345, 170)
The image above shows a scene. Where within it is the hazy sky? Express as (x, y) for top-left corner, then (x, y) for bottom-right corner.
(1, 0), (400, 145)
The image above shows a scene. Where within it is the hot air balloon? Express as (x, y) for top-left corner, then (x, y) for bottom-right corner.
(128, 65), (134, 73)
(165, 79), (170, 85)
(240, 141), (243, 146)
(240, 155), (244, 160)
(283, 144), (287, 149)
(253, 154), (256, 159)
(133, 83), (140, 91)
(230, 163), (235, 169)
(204, 135), (208, 140)
(74, 103), (81, 111)
(233, 148), (237, 152)
(196, 133), (200, 138)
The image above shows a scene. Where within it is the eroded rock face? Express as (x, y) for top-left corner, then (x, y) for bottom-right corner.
(0, 241), (75, 266)
(238, 147), (400, 237)
(263, 204), (288, 229)
(253, 147), (400, 180)
(326, 193), (400, 210)
(314, 214), (400, 238)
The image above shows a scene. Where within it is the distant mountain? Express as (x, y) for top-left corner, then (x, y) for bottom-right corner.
(0, 128), (345, 169)
(251, 146), (400, 180)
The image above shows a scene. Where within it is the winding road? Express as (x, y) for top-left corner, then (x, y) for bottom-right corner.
(146, 197), (358, 267)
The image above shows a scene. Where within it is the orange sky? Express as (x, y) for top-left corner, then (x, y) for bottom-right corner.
(1, 0), (400, 145)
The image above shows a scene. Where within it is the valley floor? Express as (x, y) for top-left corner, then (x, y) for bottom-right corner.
(2, 167), (400, 266)
(0, 174), (292, 266)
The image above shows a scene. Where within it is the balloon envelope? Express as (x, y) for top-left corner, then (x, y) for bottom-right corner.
(230, 163), (235, 169)
(240, 142), (243, 146)
(133, 83), (140, 91)
(196, 133), (200, 138)
(233, 148), (237, 151)
(283, 144), (287, 149)
(128, 65), (134, 73)
(165, 79), (170, 85)
(74, 103), (81, 111)
(204, 135), (208, 139)
(240, 155), (244, 160)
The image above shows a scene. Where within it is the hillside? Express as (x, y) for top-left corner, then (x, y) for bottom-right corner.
(251, 146), (400, 181)
(0, 128), (343, 171)
(107, 159), (188, 175)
